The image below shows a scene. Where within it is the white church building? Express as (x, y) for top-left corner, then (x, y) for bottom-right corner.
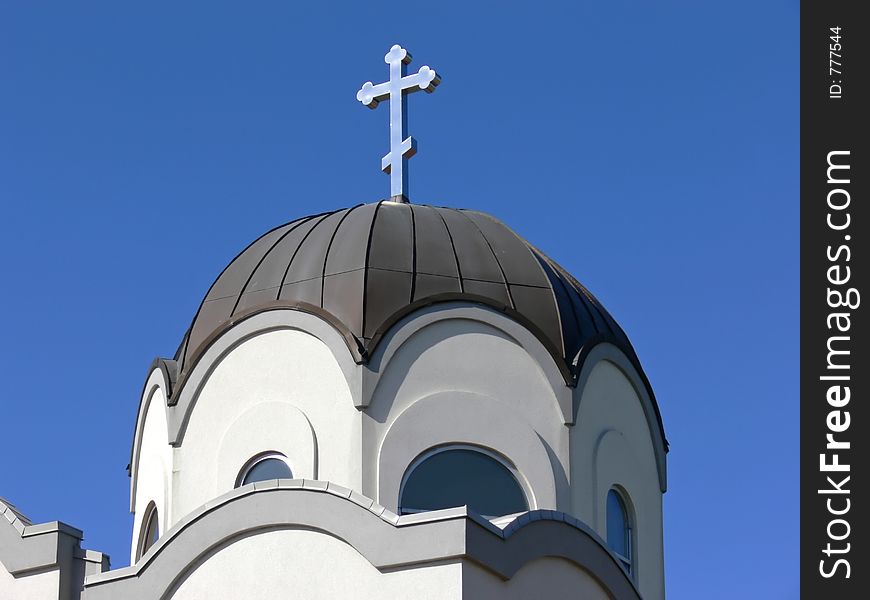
(1, 45), (668, 600)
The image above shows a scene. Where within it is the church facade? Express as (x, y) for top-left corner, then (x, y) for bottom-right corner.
(2, 44), (667, 600)
(2, 201), (667, 600)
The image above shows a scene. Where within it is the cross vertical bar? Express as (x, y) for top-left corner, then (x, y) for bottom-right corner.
(356, 44), (440, 203)
(389, 52), (409, 200)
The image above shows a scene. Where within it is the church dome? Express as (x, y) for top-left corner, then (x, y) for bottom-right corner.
(175, 200), (647, 389)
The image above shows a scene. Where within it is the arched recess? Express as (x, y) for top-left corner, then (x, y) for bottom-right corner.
(170, 325), (357, 521)
(592, 430), (655, 588)
(129, 365), (173, 513)
(572, 354), (666, 600)
(363, 302), (573, 423)
(377, 391), (558, 513)
(574, 343), (668, 492)
(129, 372), (172, 566)
(166, 309), (361, 446)
(215, 401), (318, 491)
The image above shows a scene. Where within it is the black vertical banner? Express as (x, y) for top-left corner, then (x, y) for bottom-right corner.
(801, 2), (868, 597)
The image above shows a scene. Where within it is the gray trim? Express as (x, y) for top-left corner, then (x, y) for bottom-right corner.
(75, 550), (110, 579)
(128, 302), (573, 480)
(1, 497), (109, 600)
(180, 213), (331, 371)
(1, 497), (82, 576)
(126, 358), (176, 479)
(82, 484), (639, 600)
(165, 310), (362, 446)
(574, 343), (669, 493)
(129, 308), (667, 511)
(176, 301), (367, 379)
(128, 308), (363, 502)
(129, 366), (172, 512)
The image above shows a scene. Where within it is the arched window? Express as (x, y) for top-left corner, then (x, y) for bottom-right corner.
(137, 503), (160, 560)
(236, 453), (293, 487)
(607, 488), (633, 574)
(399, 446), (528, 519)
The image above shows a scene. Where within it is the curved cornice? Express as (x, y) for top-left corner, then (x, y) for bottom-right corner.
(82, 483), (640, 600)
(130, 305), (667, 456)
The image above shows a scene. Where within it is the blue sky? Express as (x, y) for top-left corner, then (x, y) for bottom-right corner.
(0, 2), (798, 598)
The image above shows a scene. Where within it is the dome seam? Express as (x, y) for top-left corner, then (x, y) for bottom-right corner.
(277, 211), (336, 300)
(231, 215), (318, 318)
(454, 208), (515, 311)
(361, 201), (385, 339)
(434, 208), (464, 293)
(320, 205), (364, 308)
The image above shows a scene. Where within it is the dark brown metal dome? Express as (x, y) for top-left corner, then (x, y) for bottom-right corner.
(176, 201), (647, 391)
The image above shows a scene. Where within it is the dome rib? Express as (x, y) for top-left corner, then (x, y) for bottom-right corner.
(277, 211), (337, 301)
(180, 217), (311, 370)
(232, 215), (318, 317)
(167, 200), (666, 454)
(561, 265), (617, 338)
(455, 208), (515, 311)
(408, 204), (417, 303)
(360, 201), (384, 339)
(434, 207), (464, 293)
(177, 202), (646, 400)
(320, 204), (365, 307)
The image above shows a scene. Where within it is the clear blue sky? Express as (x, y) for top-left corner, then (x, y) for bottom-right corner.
(0, 2), (798, 597)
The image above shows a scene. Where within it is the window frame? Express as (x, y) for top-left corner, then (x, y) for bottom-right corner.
(606, 487), (635, 576)
(136, 501), (160, 561)
(235, 451), (294, 488)
(397, 443), (530, 518)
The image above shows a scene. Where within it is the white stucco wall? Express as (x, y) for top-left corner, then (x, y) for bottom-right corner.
(131, 384), (172, 564)
(126, 307), (665, 599)
(366, 316), (569, 513)
(462, 557), (611, 600)
(171, 329), (357, 523)
(168, 528), (462, 600)
(571, 359), (665, 600)
(165, 527), (615, 600)
(0, 563), (60, 600)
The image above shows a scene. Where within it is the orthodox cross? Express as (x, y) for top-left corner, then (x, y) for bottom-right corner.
(356, 44), (441, 202)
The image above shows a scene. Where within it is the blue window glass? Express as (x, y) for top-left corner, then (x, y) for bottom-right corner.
(399, 447), (528, 519)
(607, 489), (632, 572)
(240, 456), (293, 486)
